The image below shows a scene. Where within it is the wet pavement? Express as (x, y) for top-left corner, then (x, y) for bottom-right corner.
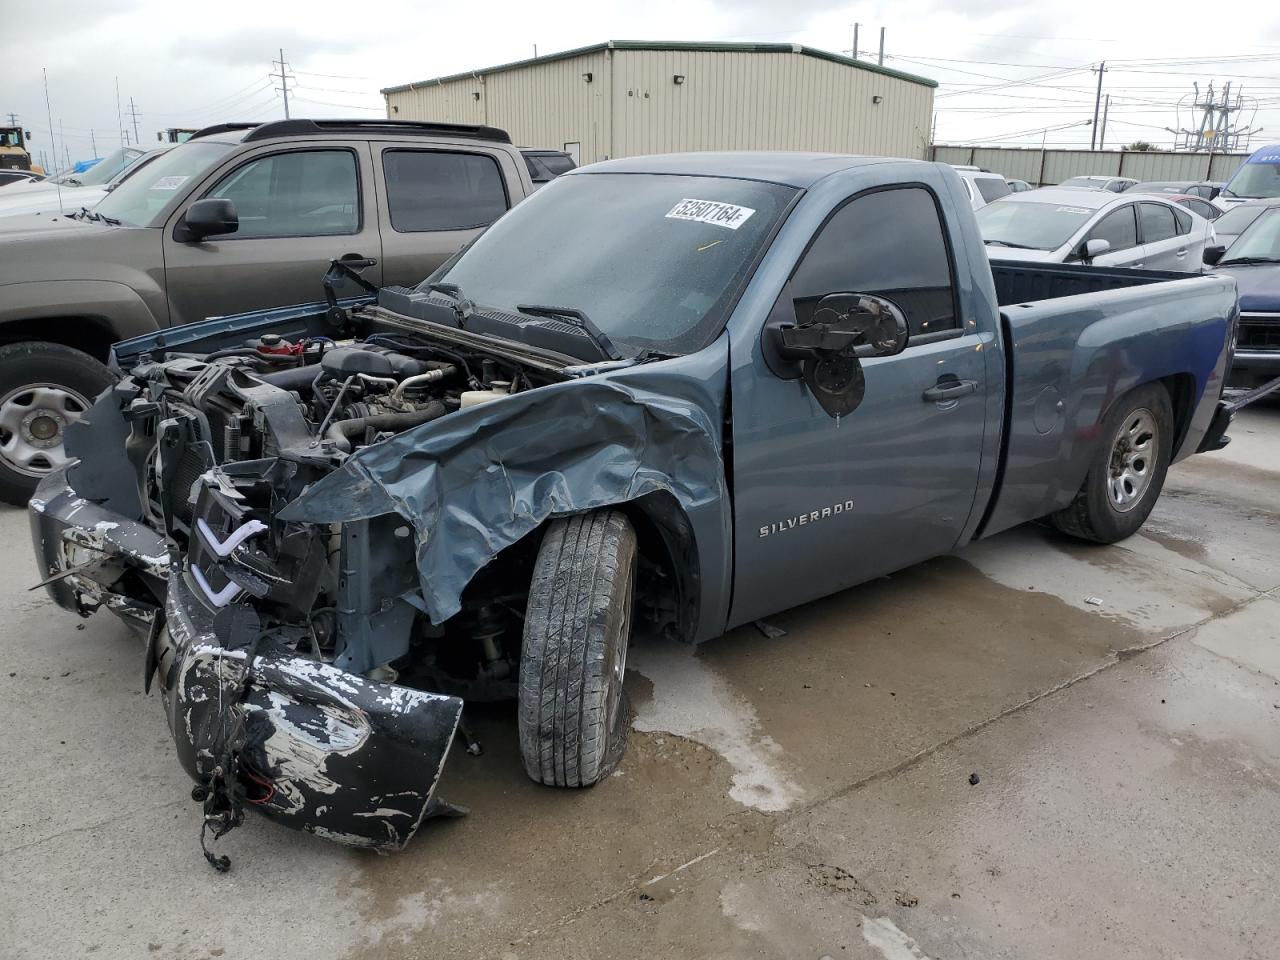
(2, 405), (1278, 960)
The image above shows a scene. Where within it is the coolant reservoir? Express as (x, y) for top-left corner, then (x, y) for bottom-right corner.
(460, 388), (508, 409)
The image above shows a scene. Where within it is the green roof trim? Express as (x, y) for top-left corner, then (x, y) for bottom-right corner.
(379, 40), (937, 95)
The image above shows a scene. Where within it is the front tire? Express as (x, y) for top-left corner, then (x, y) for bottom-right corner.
(0, 342), (112, 507)
(518, 510), (637, 787)
(1050, 382), (1173, 544)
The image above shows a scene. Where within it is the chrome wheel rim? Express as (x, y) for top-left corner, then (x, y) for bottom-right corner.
(1107, 407), (1158, 513)
(605, 573), (634, 737)
(0, 383), (90, 478)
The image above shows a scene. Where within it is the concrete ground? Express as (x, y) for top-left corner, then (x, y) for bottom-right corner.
(2, 406), (1279, 960)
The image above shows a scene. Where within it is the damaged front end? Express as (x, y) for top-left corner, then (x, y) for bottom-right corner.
(30, 290), (728, 866)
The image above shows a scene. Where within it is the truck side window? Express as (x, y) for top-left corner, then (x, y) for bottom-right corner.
(205, 150), (359, 239)
(1088, 206), (1138, 252)
(1139, 202), (1178, 243)
(383, 150), (509, 232)
(790, 187), (958, 338)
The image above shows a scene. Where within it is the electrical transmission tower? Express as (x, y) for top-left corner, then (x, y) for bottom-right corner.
(1169, 82), (1261, 152)
(126, 97), (142, 144)
(273, 49), (293, 119)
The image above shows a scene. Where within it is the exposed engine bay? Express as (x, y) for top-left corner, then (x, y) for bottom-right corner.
(114, 324), (571, 696)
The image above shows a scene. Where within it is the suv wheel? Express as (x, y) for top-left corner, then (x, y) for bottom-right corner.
(0, 342), (112, 506)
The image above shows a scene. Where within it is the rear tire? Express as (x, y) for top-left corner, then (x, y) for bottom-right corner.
(1050, 382), (1173, 544)
(0, 341), (112, 507)
(518, 510), (636, 787)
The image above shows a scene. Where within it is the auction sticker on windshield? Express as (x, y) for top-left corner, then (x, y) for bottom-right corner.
(1056, 206), (1092, 215)
(666, 198), (756, 230)
(150, 175), (190, 191)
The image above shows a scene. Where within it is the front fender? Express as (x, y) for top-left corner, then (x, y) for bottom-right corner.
(279, 346), (733, 642)
(0, 279), (163, 341)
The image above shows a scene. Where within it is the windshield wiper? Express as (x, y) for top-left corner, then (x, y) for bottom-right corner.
(984, 239), (1038, 249)
(1218, 256), (1280, 266)
(516, 304), (622, 361)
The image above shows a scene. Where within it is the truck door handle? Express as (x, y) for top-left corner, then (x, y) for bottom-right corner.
(923, 378), (977, 402)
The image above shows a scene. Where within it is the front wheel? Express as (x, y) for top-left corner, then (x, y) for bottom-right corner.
(518, 510), (636, 787)
(0, 342), (112, 506)
(1050, 382), (1173, 544)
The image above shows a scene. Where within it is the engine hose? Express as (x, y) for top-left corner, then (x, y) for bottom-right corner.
(325, 401), (448, 453)
(260, 363), (323, 391)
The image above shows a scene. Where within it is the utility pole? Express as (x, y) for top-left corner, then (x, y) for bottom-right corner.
(90, 128), (97, 157)
(852, 23), (860, 60)
(1099, 94), (1110, 150)
(5, 113), (16, 127)
(126, 97), (141, 144)
(878, 27), (886, 66)
(115, 77), (124, 149)
(273, 48), (292, 119)
(1090, 62), (1107, 150)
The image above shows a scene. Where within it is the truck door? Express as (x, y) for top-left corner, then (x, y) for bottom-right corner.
(372, 144), (517, 288)
(161, 143), (383, 326)
(727, 184), (991, 628)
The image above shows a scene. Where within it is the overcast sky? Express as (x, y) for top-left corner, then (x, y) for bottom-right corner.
(7, 0), (1280, 168)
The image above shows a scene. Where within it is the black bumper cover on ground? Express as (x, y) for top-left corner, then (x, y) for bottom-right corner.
(31, 470), (465, 854)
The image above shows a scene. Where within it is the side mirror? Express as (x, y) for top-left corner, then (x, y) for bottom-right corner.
(764, 293), (909, 419)
(175, 198), (238, 242)
(1203, 245), (1226, 266)
(1081, 238), (1111, 261)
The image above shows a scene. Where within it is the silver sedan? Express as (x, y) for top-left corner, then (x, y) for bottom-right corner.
(976, 187), (1215, 272)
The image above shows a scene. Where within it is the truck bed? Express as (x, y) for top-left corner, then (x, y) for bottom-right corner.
(975, 261), (1238, 540)
(989, 260), (1191, 307)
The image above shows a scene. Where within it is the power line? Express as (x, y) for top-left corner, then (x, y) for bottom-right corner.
(126, 96), (141, 144)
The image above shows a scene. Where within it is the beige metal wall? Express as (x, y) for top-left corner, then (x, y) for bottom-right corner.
(385, 48), (933, 163)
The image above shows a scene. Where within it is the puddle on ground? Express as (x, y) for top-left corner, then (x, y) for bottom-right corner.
(629, 639), (805, 813)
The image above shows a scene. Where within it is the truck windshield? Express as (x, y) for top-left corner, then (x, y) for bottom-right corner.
(1214, 203), (1272, 237)
(94, 141), (235, 227)
(976, 200), (1094, 250)
(1222, 158), (1280, 199)
(426, 172), (798, 357)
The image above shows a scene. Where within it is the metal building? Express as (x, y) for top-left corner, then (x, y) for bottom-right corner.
(381, 41), (937, 165)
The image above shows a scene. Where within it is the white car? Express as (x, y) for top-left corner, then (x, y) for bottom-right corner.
(976, 187), (1214, 272)
(1057, 175), (1138, 194)
(951, 166), (1012, 210)
(0, 147), (152, 219)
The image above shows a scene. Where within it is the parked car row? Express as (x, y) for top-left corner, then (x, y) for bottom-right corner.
(0, 118), (574, 503)
(960, 144), (1280, 390)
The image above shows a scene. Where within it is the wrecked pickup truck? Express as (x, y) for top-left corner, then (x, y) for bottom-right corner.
(30, 153), (1239, 866)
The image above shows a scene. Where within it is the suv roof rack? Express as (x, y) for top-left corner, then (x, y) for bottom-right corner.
(236, 119), (512, 143)
(187, 122), (261, 141)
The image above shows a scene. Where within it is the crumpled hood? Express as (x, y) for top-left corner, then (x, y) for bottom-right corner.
(1214, 263), (1280, 313)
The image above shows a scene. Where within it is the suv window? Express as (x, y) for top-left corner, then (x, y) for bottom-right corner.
(975, 177), (1011, 203)
(1139, 202), (1178, 243)
(790, 187), (958, 338)
(1088, 205), (1138, 251)
(206, 149), (359, 239)
(383, 150), (507, 232)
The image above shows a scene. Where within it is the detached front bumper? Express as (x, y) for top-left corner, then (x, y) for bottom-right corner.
(30, 469), (465, 855)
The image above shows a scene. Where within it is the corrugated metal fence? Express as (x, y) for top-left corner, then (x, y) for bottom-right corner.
(931, 145), (1248, 186)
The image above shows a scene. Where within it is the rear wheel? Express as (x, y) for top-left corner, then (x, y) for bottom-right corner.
(0, 342), (112, 506)
(518, 510), (636, 787)
(1050, 382), (1173, 544)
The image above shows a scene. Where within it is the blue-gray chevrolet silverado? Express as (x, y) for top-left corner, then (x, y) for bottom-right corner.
(29, 152), (1239, 867)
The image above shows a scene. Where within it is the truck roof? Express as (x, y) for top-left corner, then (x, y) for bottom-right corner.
(187, 118), (512, 145)
(574, 151), (905, 188)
